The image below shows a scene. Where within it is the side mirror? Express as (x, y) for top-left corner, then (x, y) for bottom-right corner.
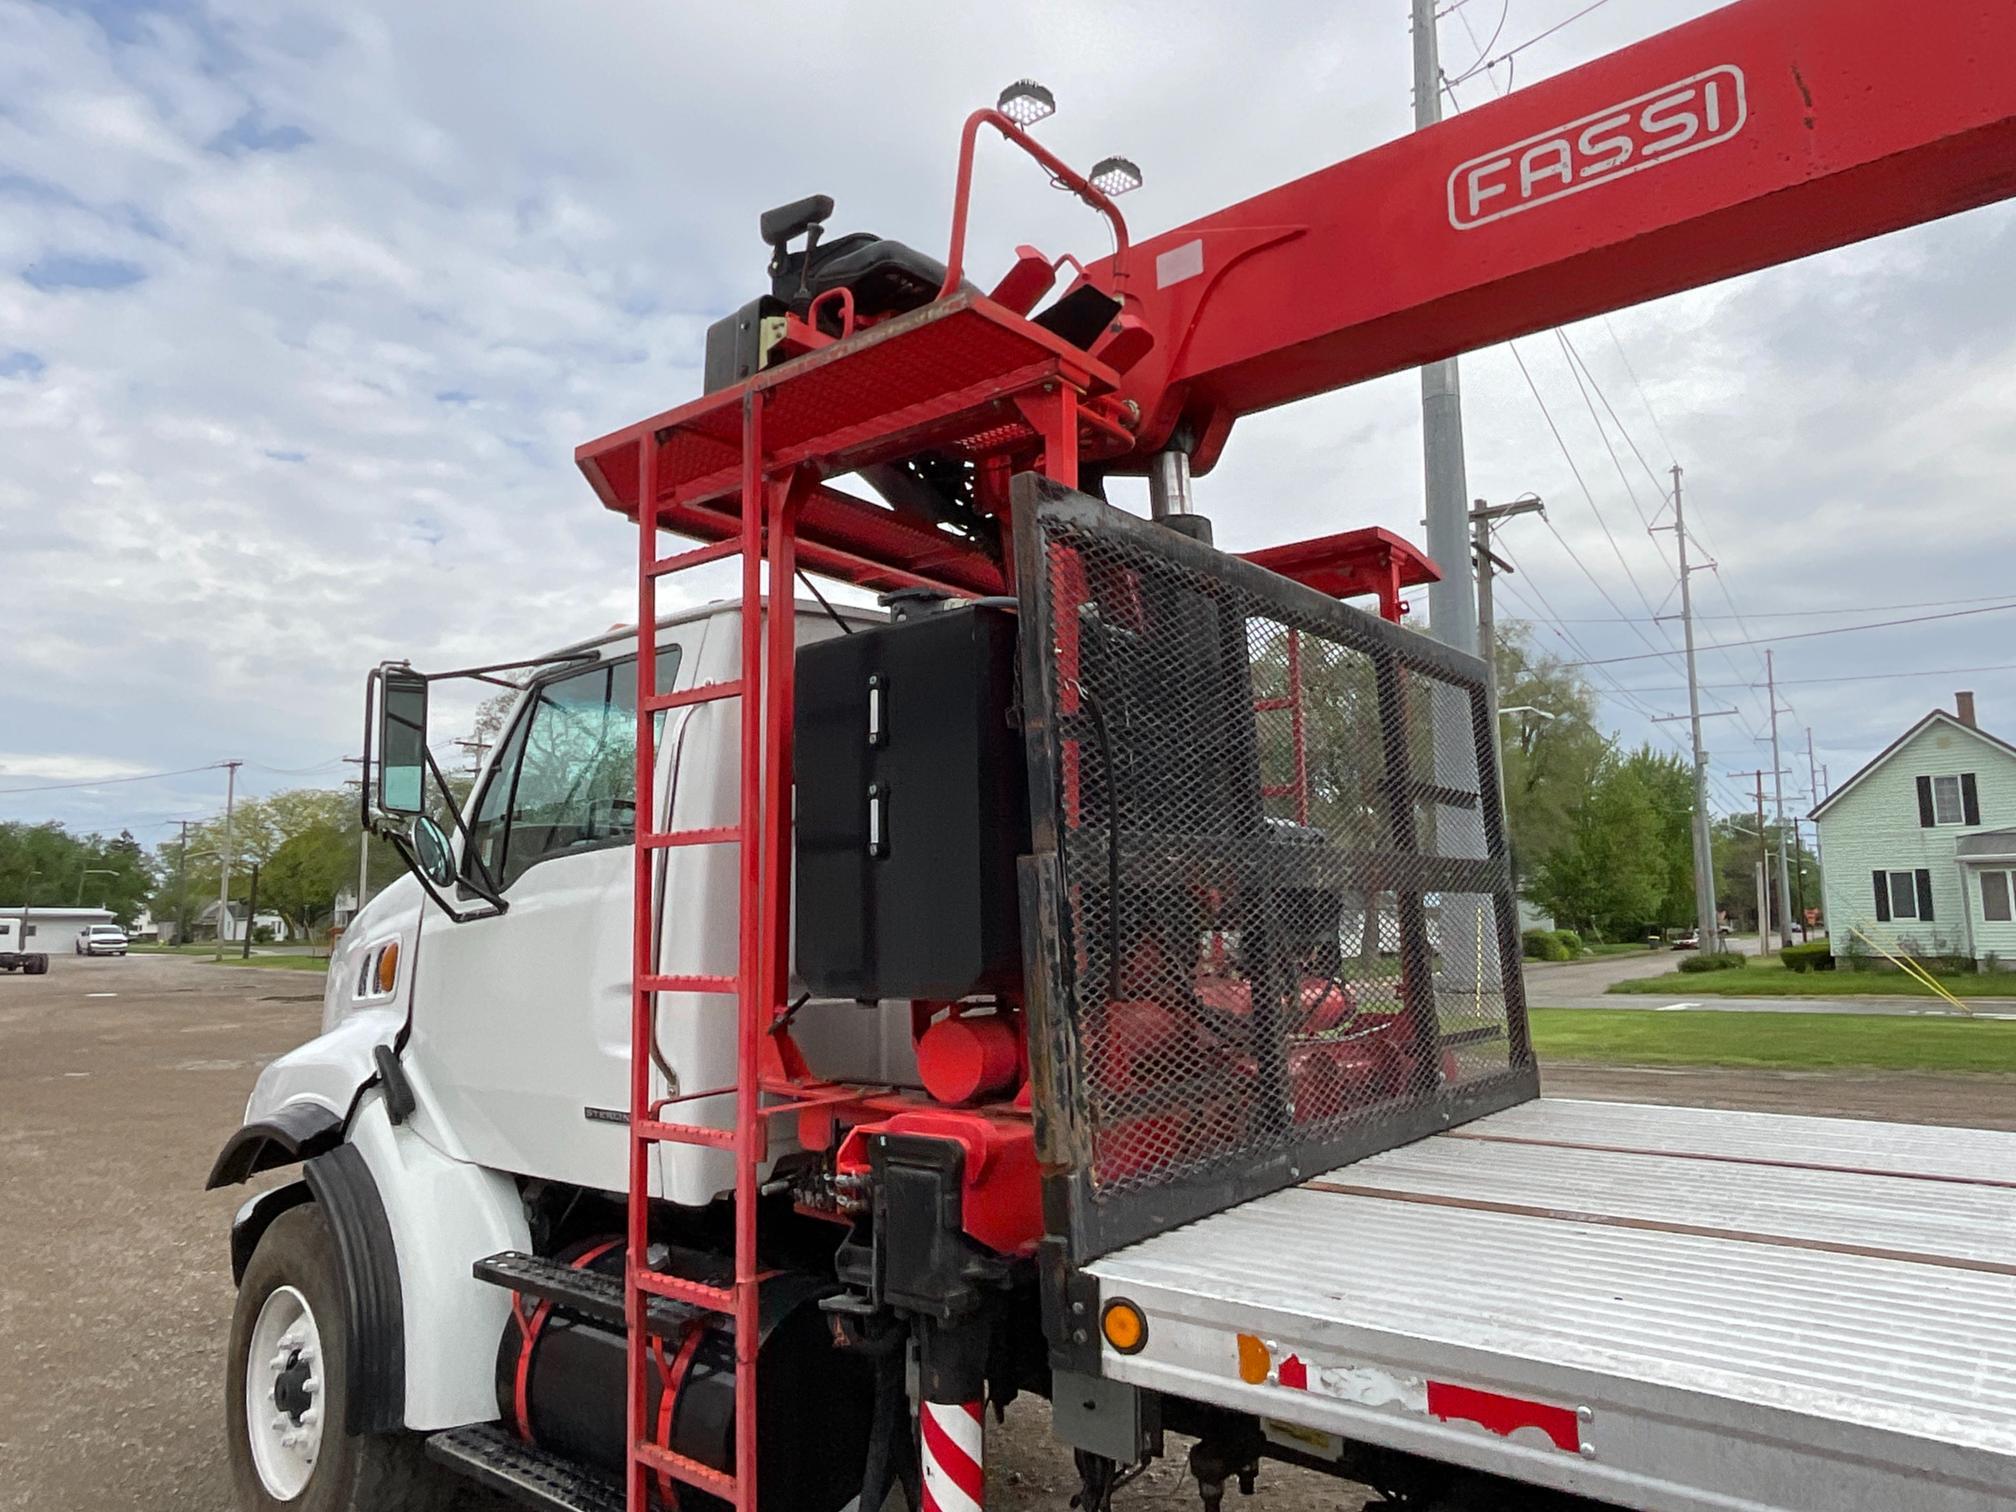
(410, 816), (457, 888)
(377, 668), (429, 816)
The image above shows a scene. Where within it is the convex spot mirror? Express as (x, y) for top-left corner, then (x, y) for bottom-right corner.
(410, 816), (456, 888)
(377, 668), (429, 816)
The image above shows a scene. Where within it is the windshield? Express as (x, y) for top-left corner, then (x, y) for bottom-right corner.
(91, 925), (123, 935)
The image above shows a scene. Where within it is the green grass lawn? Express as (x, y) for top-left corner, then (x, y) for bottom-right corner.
(1607, 956), (2016, 998)
(132, 942), (329, 970)
(213, 954), (330, 972)
(1582, 941), (1658, 958)
(1530, 1007), (2016, 1073)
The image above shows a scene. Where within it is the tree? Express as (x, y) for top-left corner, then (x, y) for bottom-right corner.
(1492, 627), (1607, 885)
(1529, 744), (1694, 940)
(0, 821), (158, 924)
(261, 822), (354, 944)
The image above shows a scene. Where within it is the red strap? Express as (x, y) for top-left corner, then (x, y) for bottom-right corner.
(509, 1240), (626, 1445)
(651, 1323), (708, 1509)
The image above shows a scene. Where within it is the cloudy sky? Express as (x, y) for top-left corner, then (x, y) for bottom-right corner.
(3, 0), (2013, 847)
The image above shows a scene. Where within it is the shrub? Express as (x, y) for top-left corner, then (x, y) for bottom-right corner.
(1522, 928), (1572, 962)
(1780, 941), (1832, 973)
(1678, 951), (1745, 973)
(1550, 929), (1584, 957)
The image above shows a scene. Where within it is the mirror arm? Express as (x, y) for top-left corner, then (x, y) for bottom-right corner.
(418, 743), (507, 907)
(378, 826), (503, 924)
(359, 668), (380, 835)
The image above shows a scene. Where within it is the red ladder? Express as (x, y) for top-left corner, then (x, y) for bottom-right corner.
(624, 401), (799, 1512)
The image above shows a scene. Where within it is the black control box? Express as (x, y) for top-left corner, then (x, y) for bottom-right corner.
(794, 604), (1026, 1000)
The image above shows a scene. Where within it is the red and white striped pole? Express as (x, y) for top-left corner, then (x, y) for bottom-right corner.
(920, 1399), (984, 1512)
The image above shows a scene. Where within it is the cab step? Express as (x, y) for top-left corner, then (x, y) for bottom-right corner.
(472, 1250), (722, 1338)
(425, 1422), (624, 1512)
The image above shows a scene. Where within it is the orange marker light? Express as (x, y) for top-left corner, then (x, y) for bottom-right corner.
(1101, 1299), (1147, 1355)
(375, 941), (400, 995)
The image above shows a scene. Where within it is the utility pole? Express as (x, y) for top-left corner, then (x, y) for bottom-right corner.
(1470, 496), (1547, 703)
(241, 863), (261, 961)
(174, 820), (191, 944)
(1655, 465), (1721, 955)
(1805, 726), (1824, 871)
(343, 756), (369, 933)
(214, 759), (241, 963)
(1765, 651), (1796, 945)
(1413, 0), (1475, 654)
(1729, 768), (1772, 947)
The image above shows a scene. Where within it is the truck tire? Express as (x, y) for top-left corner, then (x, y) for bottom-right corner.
(27, 954), (47, 975)
(226, 1203), (457, 1512)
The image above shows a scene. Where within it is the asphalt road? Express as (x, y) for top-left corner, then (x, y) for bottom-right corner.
(7, 952), (2016, 1512)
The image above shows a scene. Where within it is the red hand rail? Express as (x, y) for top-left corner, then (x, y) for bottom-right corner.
(938, 107), (1131, 302)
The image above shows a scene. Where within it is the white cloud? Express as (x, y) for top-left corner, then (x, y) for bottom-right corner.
(2, 0), (2013, 843)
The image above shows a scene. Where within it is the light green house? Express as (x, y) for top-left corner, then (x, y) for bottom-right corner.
(1810, 693), (2016, 968)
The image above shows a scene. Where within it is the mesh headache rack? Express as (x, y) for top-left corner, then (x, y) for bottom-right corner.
(1010, 477), (1536, 1260)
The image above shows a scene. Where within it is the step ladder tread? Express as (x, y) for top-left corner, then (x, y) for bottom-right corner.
(471, 1252), (719, 1337)
(635, 1118), (737, 1149)
(640, 972), (738, 994)
(634, 1439), (738, 1500)
(426, 1422), (624, 1512)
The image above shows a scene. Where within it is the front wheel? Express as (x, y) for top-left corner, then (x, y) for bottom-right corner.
(226, 1204), (451, 1510)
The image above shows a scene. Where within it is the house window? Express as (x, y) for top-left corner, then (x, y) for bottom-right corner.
(1984, 871), (2014, 924)
(1933, 775), (1964, 825)
(1889, 870), (1920, 920)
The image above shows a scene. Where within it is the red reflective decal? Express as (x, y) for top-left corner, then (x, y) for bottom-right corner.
(1277, 1353), (1308, 1390)
(1426, 1381), (1579, 1453)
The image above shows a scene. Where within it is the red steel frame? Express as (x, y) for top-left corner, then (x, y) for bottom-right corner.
(580, 8), (2016, 1507)
(609, 119), (1123, 1512)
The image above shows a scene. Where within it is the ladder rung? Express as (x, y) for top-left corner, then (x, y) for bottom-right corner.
(643, 679), (743, 713)
(649, 537), (742, 578)
(650, 1086), (736, 1110)
(640, 973), (738, 995)
(635, 1118), (736, 1150)
(1254, 696), (1295, 712)
(641, 824), (740, 850)
(634, 1269), (737, 1313)
(633, 1440), (737, 1501)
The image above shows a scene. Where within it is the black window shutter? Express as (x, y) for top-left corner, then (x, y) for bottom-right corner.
(1873, 871), (1891, 922)
(1917, 869), (1935, 921)
(1963, 772), (1981, 826)
(1916, 775), (1935, 827)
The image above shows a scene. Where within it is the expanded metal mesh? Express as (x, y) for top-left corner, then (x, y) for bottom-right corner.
(1015, 484), (1535, 1258)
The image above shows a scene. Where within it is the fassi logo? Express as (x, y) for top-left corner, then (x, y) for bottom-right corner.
(1448, 65), (1747, 230)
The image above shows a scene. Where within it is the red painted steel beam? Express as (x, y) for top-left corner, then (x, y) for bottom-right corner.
(1105, 0), (2016, 468)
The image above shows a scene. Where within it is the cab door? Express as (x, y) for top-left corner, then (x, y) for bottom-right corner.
(403, 640), (686, 1191)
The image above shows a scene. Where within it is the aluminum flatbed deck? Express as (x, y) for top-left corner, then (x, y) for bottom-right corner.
(1087, 1099), (2016, 1512)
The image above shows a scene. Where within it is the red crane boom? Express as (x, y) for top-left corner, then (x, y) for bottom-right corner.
(1104, 0), (2016, 471)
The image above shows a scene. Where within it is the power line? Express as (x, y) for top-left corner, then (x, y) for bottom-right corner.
(1562, 601), (2016, 668)
(1535, 594), (2016, 622)
(1606, 660), (2016, 694)
(0, 761), (227, 797)
(1506, 342), (1686, 665)
(244, 758), (350, 776)
(1450, 0), (1617, 84)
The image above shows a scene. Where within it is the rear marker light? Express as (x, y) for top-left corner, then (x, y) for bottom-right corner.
(1101, 1299), (1147, 1354)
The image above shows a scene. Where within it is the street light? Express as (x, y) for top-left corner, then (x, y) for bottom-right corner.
(1497, 705), (1557, 721)
(76, 868), (116, 906)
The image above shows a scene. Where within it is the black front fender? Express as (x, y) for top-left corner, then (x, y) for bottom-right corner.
(205, 1102), (344, 1189)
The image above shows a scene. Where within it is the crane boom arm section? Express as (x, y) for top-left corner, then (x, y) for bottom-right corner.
(1103, 0), (2016, 470)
